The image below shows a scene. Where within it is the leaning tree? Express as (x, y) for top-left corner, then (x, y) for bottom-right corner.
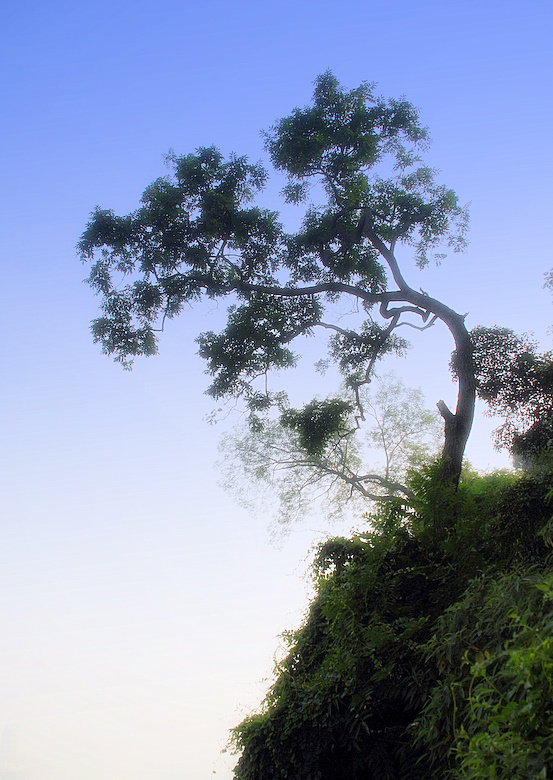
(79, 72), (474, 486)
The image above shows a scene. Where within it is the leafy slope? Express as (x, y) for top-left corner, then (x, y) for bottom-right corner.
(232, 470), (553, 780)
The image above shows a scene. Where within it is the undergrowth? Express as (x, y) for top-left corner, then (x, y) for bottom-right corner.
(232, 467), (553, 779)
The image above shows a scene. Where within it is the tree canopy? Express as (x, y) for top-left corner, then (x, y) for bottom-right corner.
(79, 71), (473, 483)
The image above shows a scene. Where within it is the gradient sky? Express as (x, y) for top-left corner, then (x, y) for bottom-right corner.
(1, 1), (552, 778)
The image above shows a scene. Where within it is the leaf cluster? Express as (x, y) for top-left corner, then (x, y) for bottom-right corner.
(280, 399), (353, 457)
(79, 149), (281, 367)
(463, 326), (553, 466)
(197, 294), (321, 399)
(328, 321), (409, 386)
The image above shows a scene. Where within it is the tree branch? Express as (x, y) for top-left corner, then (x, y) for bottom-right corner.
(297, 458), (413, 502)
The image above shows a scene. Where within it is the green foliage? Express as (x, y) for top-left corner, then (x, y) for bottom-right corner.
(280, 399), (353, 457)
(233, 527), (436, 780)
(197, 294), (321, 399)
(415, 570), (553, 779)
(462, 326), (553, 466)
(328, 322), (409, 387)
(409, 466), (552, 564)
(231, 470), (553, 779)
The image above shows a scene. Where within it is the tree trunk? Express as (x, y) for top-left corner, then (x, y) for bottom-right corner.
(368, 242), (477, 489)
(389, 285), (476, 489)
(436, 317), (476, 487)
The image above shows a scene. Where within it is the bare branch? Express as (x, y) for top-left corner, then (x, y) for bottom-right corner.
(395, 314), (438, 332)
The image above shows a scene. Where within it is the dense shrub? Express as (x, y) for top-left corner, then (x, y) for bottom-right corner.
(415, 568), (553, 779)
(232, 470), (553, 779)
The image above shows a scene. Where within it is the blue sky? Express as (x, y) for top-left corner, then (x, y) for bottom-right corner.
(1, 1), (552, 778)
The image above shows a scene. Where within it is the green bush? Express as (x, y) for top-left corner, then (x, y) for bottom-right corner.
(232, 470), (553, 779)
(415, 569), (553, 779)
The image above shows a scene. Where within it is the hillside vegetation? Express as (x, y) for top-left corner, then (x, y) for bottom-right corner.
(232, 467), (553, 779)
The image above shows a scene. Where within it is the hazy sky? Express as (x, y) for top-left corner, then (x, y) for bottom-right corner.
(1, 1), (552, 778)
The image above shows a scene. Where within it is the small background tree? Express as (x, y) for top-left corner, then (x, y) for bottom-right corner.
(459, 325), (553, 469)
(220, 373), (442, 529)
